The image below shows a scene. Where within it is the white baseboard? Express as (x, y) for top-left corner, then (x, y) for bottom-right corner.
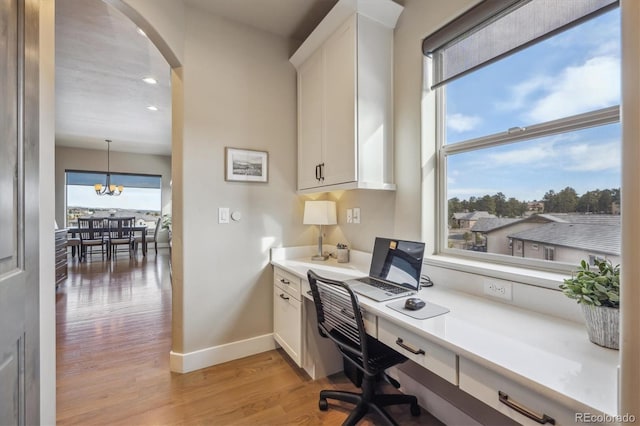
(169, 333), (277, 373)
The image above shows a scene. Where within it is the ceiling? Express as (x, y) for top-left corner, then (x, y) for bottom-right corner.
(55, 0), (338, 156)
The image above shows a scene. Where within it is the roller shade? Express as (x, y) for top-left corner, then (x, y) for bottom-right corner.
(67, 171), (161, 189)
(423, 0), (618, 88)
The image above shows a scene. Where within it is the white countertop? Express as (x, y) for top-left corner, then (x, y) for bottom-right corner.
(271, 250), (619, 416)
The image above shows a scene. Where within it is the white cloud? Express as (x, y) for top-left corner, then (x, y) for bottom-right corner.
(564, 140), (620, 172)
(448, 187), (500, 198)
(527, 56), (620, 122)
(487, 142), (556, 166)
(496, 76), (550, 111)
(447, 113), (481, 132)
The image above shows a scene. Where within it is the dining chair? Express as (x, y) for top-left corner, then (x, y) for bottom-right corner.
(77, 217), (107, 261)
(66, 234), (81, 259)
(106, 217), (135, 260)
(133, 217), (161, 256)
(307, 270), (420, 425)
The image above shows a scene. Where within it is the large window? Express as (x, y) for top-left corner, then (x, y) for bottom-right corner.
(427, 0), (620, 270)
(65, 171), (162, 226)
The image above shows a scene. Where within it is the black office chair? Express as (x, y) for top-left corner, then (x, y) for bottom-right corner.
(307, 270), (420, 426)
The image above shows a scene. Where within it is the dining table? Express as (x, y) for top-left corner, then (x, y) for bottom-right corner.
(67, 225), (148, 257)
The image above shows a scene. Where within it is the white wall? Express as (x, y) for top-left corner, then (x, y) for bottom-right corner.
(175, 6), (309, 362)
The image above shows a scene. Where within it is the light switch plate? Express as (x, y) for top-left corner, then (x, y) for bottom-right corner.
(218, 207), (230, 224)
(346, 209), (353, 223)
(353, 208), (360, 224)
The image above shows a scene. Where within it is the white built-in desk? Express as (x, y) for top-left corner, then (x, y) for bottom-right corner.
(271, 247), (619, 425)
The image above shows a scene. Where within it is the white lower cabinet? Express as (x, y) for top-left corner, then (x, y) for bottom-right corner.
(273, 268), (302, 366)
(459, 357), (580, 425)
(377, 317), (457, 385)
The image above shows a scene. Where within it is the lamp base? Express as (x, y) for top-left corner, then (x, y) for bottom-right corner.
(311, 254), (329, 261)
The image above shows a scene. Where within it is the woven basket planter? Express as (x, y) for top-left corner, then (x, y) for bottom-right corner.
(581, 304), (619, 350)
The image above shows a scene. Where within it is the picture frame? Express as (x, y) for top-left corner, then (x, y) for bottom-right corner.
(224, 147), (269, 183)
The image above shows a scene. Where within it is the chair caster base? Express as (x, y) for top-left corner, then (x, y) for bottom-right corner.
(410, 403), (421, 416)
(319, 398), (329, 411)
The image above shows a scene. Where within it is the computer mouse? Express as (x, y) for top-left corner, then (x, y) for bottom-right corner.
(404, 297), (425, 311)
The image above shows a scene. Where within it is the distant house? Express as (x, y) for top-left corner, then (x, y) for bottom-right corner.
(526, 201), (544, 214)
(508, 221), (620, 265)
(472, 213), (620, 264)
(471, 215), (550, 255)
(452, 211), (495, 229)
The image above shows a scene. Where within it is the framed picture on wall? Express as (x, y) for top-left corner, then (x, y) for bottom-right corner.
(224, 147), (269, 183)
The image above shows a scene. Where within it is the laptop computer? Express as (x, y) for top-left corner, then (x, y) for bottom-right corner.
(346, 237), (425, 302)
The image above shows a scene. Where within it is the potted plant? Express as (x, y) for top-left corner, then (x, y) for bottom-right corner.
(559, 259), (620, 349)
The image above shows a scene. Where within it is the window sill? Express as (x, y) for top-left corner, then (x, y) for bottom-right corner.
(424, 254), (570, 290)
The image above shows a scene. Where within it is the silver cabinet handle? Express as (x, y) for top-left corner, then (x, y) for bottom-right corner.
(395, 338), (425, 355)
(279, 293), (290, 301)
(498, 391), (555, 425)
(280, 278), (290, 285)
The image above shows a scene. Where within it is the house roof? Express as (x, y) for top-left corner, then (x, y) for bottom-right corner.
(541, 213), (621, 225)
(453, 211), (495, 221)
(508, 222), (620, 255)
(471, 217), (522, 232)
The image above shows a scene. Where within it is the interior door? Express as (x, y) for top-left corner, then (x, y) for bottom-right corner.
(0, 0), (40, 424)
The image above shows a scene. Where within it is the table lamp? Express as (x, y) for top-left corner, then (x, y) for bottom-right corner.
(303, 200), (337, 261)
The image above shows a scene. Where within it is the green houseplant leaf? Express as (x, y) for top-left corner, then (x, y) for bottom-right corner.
(559, 259), (620, 309)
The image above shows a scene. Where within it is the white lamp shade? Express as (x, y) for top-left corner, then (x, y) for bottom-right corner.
(303, 201), (337, 225)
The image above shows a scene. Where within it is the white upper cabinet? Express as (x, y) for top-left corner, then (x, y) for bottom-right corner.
(290, 0), (403, 193)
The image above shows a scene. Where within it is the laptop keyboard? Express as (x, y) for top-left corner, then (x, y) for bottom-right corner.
(357, 277), (410, 294)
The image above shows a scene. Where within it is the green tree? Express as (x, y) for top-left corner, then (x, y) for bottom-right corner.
(493, 192), (507, 216)
(556, 186), (578, 212)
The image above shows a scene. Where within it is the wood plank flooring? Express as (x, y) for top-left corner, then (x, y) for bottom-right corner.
(56, 251), (443, 425)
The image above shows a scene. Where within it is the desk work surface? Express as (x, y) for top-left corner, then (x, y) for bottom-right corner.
(271, 249), (619, 417)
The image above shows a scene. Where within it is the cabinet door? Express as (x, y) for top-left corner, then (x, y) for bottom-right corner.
(273, 287), (302, 366)
(297, 49), (324, 190)
(323, 17), (357, 186)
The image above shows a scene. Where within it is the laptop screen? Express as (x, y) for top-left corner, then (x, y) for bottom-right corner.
(369, 237), (425, 291)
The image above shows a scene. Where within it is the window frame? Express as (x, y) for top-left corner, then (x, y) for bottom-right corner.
(429, 7), (621, 277)
(64, 169), (163, 227)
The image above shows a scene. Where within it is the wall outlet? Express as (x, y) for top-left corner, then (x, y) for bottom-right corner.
(346, 209), (353, 223)
(483, 279), (513, 301)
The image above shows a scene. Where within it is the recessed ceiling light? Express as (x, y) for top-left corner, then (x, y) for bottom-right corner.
(146, 105), (158, 111)
(136, 28), (147, 37)
(142, 77), (157, 85)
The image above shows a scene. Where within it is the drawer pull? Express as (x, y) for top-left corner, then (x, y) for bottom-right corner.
(395, 338), (425, 355)
(498, 391), (555, 425)
(280, 278), (290, 285)
(279, 293), (290, 301)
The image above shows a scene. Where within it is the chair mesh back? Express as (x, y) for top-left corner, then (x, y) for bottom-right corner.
(316, 280), (361, 347)
(308, 271), (368, 362)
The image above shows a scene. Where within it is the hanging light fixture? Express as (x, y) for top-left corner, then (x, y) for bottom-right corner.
(94, 139), (124, 196)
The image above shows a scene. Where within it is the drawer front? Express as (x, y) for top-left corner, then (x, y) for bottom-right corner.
(378, 317), (457, 385)
(274, 268), (301, 301)
(459, 357), (579, 426)
(273, 287), (302, 366)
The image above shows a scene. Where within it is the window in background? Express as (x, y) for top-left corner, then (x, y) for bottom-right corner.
(65, 171), (162, 227)
(426, 0), (620, 271)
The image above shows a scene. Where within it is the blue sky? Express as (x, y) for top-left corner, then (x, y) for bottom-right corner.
(446, 8), (620, 202)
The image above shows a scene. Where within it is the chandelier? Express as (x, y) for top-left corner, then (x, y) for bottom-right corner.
(94, 139), (124, 196)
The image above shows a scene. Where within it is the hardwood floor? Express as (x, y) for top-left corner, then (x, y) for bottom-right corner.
(56, 251), (443, 425)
